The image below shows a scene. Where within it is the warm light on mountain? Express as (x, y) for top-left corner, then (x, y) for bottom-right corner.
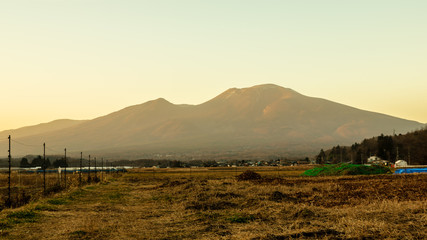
(0, 84), (423, 159)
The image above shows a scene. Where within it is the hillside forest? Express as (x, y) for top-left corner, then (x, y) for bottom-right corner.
(316, 127), (427, 165)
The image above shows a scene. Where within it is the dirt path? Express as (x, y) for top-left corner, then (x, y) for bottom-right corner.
(1, 179), (174, 240)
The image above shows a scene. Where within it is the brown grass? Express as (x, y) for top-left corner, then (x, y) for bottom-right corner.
(0, 167), (426, 239)
(0, 171), (112, 209)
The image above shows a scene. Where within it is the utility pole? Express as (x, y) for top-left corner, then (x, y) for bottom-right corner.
(79, 152), (82, 186)
(88, 155), (91, 183)
(396, 147), (399, 162)
(94, 157), (97, 181)
(101, 158), (104, 182)
(7, 135), (11, 207)
(43, 143), (46, 194)
(408, 147), (411, 165)
(64, 148), (67, 189)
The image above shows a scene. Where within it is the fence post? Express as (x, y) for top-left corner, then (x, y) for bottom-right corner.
(64, 148), (67, 189)
(88, 155), (91, 183)
(58, 166), (61, 186)
(94, 157), (97, 181)
(79, 152), (82, 187)
(101, 158), (104, 182)
(43, 143), (46, 194)
(7, 135), (11, 208)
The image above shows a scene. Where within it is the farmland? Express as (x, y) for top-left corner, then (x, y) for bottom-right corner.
(0, 169), (113, 209)
(0, 166), (426, 239)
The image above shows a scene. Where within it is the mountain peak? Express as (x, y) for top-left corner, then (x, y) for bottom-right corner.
(250, 83), (282, 90)
(146, 98), (174, 106)
(249, 83), (299, 94)
(211, 84), (300, 103)
(153, 97), (170, 103)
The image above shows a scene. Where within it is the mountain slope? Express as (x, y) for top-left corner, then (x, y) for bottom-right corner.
(0, 84), (423, 159)
(0, 119), (87, 139)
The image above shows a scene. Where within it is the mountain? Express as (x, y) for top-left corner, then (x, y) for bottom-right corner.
(0, 84), (423, 160)
(0, 119), (87, 139)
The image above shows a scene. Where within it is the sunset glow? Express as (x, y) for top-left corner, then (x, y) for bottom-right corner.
(1, 1), (426, 131)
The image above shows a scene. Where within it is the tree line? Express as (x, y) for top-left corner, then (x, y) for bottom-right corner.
(111, 159), (220, 168)
(316, 127), (427, 165)
(0, 156), (90, 168)
(19, 155), (67, 169)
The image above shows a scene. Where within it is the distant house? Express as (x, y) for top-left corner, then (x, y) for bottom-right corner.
(297, 158), (311, 165)
(395, 160), (408, 168)
(367, 156), (381, 163)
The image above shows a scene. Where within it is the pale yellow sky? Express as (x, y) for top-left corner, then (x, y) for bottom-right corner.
(1, 0), (426, 131)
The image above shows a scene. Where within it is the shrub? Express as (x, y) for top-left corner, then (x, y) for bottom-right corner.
(237, 170), (261, 181)
(302, 164), (391, 176)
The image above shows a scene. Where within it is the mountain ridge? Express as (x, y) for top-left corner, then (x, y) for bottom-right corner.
(0, 84), (423, 159)
(0, 119), (87, 139)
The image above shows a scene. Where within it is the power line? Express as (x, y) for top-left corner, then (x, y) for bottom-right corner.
(45, 146), (62, 154)
(11, 139), (67, 155)
(8, 137), (93, 162)
(11, 139), (39, 148)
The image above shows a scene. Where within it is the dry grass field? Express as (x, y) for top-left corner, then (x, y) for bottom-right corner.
(0, 170), (106, 209)
(0, 167), (426, 239)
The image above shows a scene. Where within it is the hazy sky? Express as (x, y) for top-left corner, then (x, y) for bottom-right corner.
(1, 0), (426, 132)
